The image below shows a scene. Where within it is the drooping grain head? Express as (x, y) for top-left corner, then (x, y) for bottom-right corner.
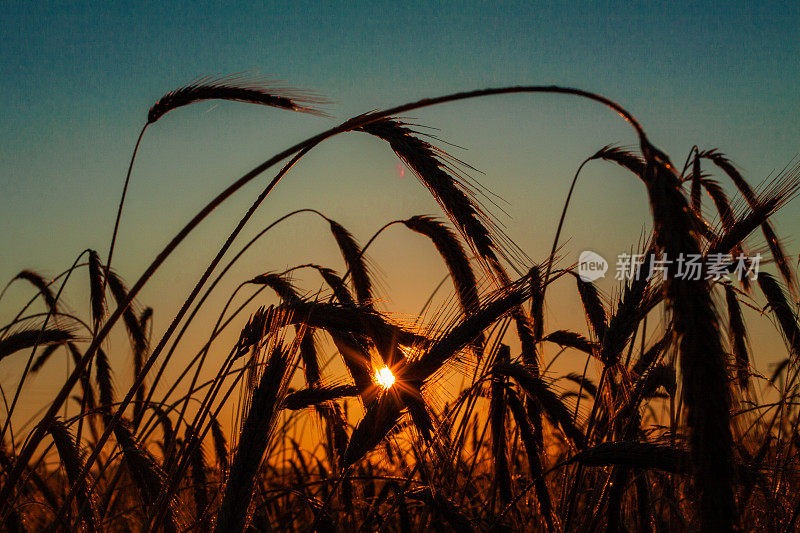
(147, 75), (328, 123)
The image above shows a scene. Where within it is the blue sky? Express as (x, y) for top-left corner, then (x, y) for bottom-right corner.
(1, 1), (798, 412)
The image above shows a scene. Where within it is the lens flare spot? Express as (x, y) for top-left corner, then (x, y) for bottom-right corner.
(375, 366), (396, 389)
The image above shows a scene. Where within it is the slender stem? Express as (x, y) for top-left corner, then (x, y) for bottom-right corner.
(0, 264), (88, 342)
(419, 274), (451, 317)
(53, 145), (311, 526)
(542, 158), (589, 296)
(102, 124), (148, 292)
(167, 282), (259, 444)
(340, 220), (404, 283)
(1, 85), (648, 516)
(680, 145), (699, 179)
(139, 208), (326, 421)
(0, 250), (90, 444)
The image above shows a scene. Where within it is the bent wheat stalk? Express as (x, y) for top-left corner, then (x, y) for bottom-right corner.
(3, 84), (649, 519)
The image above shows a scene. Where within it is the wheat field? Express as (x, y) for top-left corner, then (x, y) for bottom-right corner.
(1, 78), (800, 532)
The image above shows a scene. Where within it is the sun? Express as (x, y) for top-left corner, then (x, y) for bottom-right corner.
(375, 366), (396, 390)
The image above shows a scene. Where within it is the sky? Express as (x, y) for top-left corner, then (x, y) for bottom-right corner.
(1, 1), (798, 423)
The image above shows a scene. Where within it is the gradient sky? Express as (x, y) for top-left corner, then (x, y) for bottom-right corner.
(1, 2), (799, 420)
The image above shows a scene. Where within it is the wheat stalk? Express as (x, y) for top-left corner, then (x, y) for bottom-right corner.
(215, 342), (296, 532)
(47, 419), (98, 532)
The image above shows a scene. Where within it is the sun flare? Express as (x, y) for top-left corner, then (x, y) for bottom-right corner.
(375, 366), (396, 390)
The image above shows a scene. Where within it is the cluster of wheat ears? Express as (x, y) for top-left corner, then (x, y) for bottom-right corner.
(1, 77), (799, 532)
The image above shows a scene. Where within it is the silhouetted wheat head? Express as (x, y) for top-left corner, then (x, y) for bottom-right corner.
(1, 77), (799, 532)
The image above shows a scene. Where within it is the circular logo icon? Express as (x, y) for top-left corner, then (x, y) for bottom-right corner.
(578, 251), (608, 282)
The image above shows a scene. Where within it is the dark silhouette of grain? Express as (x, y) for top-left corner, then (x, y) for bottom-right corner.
(2, 80), (800, 533)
